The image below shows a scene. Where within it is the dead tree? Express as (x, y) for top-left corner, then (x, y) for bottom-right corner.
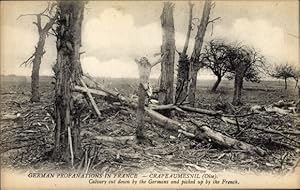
(188, 0), (213, 106)
(135, 56), (163, 143)
(175, 2), (194, 103)
(19, 4), (58, 102)
(159, 2), (175, 109)
(52, 1), (85, 165)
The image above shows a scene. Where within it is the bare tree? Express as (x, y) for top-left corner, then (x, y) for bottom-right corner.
(52, 1), (85, 165)
(201, 40), (231, 92)
(188, 0), (220, 106)
(271, 63), (297, 90)
(175, 2), (194, 103)
(159, 2), (175, 113)
(19, 3), (58, 102)
(228, 45), (265, 105)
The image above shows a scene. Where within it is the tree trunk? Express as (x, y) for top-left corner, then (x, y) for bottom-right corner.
(52, 1), (85, 164)
(159, 2), (175, 109)
(211, 75), (222, 92)
(188, 0), (212, 106)
(176, 2), (193, 104)
(31, 34), (46, 102)
(176, 56), (190, 103)
(232, 70), (244, 106)
(136, 83), (147, 143)
(188, 69), (198, 106)
(135, 57), (152, 144)
(284, 78), (287, 90)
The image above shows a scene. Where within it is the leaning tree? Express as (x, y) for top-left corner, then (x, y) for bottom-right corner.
(188, 0), (220, 106)
(52, 1), (85, 165)
(271, 63), (297, 90)
(227, 44), (265, 106)
(19, 3), (58, 102)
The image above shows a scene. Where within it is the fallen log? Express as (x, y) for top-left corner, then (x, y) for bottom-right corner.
(145, 108), (187, 131)
(179, 105), (222, 116)
(190, 120), (266, 156)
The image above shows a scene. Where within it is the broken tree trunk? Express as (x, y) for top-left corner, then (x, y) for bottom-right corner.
(135, 57), (152, 143)
(159, 2), (175, 110)
(188, 0), (212, 106)
(19, 8), (58, 102)
(52, 1), (85, 164)
(176, 2), (193, 104)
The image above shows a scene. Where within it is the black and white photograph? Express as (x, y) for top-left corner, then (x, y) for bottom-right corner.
(1, 0), (299, 189)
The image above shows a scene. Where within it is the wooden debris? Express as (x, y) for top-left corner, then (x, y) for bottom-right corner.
(179, 105), (222, 116)
(190, 121), (266, 156)
(79, 78), (102, 118)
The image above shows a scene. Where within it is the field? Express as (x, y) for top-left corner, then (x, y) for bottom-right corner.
(1, 75), (299, 175)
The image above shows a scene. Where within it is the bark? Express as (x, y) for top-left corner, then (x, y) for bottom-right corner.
(232, 68), (245, 106)
(284, 77), (287, 90)
(136, 83), (147, 143)
(176, 56), (190, 103)
(188, 69), (198, 105)
(211, 75), (222, 92)
(188, 0), (212, 106)
(135, 57), (152, 143)
(175, 2), (194, 104)
(159, 2), (175, 108)
(52, 1), (85, 163)
(30, 11), (57, 102)
(31, 33), (46, 102)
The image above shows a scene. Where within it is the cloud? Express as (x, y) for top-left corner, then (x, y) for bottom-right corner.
(211, 18), (299, 67)
(81, 8), (186, 78)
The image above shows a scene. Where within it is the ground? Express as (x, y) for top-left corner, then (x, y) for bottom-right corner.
(1, 75), (299, 175)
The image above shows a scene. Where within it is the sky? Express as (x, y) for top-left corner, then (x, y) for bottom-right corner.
(1, 0), (299, 79)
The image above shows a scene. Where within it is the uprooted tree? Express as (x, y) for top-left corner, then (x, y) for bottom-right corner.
(271, 63), (297, 90)
(227, 44), (265, 106)
(18, 3), (58, 102)
(52, 1), (85, 164)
